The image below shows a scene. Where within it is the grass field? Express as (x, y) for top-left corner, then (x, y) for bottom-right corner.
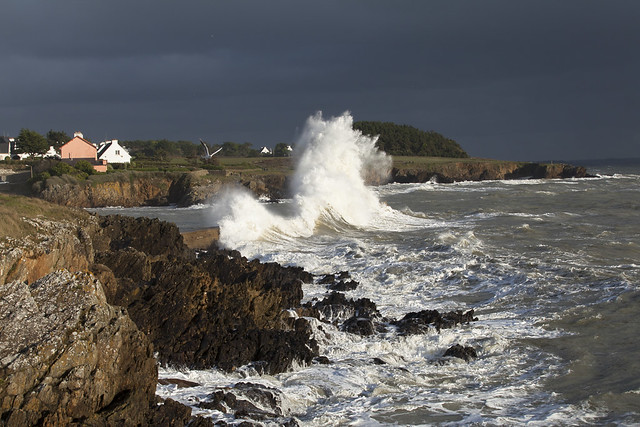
(0, 194), (88, 240)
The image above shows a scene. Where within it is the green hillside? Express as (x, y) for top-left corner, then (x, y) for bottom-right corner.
(353, 121), (468, 158)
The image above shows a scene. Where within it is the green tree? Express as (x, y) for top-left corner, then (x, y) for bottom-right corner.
(274, 143), (291, 157)
(16, 128), (48, 156)
(177, 140), (199, 157)
(46, 130), (70, 149)
(353, 121), (468, 158)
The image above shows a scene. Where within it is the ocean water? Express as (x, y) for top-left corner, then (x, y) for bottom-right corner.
(93, 114), (640, 425)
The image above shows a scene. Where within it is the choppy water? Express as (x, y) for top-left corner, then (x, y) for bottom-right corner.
(90, 114), (640, 425)
(93, 163), (640, 426)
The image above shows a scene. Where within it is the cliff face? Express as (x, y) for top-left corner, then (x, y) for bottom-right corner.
(36, 173), (178, 208)
(391, 161), (589, 183)
(28, 159), (591, 209)
(0, 271), (157, 426)
(0, 217), (96, 285)
(34, 171), (289, 208)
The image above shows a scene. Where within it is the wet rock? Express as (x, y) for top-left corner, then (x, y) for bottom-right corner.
(95, 217), (318, 374)
(148, 397), (193, 426)
(328, 279), (359, 292)
(0, 270), (157, 426)
(443, 344), (478, 361)
(198, 382), (298, 425)
(313, 356), (331, 365)
(392, 309), (477, 335)
(342, 316), (376, 336)
(308, 292), (380, 324)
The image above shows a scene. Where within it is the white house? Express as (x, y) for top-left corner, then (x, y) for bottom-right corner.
(44, 146), (60, 159)
(97, 140), (132, 164)
(260, 146), (272, 155)
(0, 137), (12, 160)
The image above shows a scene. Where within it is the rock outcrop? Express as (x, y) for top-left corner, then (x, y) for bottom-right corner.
(0, 199), (319, 424)
(391, 161), (590, 183)
(0, 216), (97, 286)
(0, 271), (157, 426)
(33, 170), (290, 208)
(93, 216), (318, 374)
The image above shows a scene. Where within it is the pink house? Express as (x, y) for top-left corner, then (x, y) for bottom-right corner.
(59, 132), (107, 172)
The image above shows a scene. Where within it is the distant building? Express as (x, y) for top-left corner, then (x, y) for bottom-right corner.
(97, 140), (131, 164)
(44, 146), (60, 159)
(0, 137), (12, 160)
(59, 132), (107, 172)
(260, 146), (272, 155)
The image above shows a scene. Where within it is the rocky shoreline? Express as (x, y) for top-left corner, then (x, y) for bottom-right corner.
(1, 198), (479, 425)
(0, 158), (592, 208)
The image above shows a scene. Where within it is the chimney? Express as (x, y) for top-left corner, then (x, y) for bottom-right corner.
(74, 131), (84, 138)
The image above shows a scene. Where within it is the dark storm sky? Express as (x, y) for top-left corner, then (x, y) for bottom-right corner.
(2, 1), (639, 161)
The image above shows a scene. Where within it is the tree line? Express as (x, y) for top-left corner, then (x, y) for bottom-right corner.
(353, 121), (469, 158)
(8, 122), (468, 160)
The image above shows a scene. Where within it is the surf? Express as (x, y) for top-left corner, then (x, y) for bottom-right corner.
(209, 111), (393, 249)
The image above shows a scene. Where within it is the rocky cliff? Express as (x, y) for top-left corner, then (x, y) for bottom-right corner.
(27, 159), (591, 208)
(0, 271), (157, 426)
(33, 170), (288, 208)
(0, 198), (317, 424)
(391, 160), (590, 183)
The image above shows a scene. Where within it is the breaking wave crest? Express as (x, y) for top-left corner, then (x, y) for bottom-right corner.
(209, 112), (393, 249)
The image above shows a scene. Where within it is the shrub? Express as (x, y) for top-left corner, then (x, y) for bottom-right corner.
(74, 160), (95, 175)
(50, 162), (75, 177)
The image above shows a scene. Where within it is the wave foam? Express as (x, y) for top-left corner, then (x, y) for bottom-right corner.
(209, 112), (392, 249)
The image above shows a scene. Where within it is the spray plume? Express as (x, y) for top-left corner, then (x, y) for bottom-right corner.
(210, 111), (392, 249)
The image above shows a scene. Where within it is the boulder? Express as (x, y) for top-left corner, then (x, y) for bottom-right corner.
(443, 344), (478, 362)
(392, 309), (478, 335)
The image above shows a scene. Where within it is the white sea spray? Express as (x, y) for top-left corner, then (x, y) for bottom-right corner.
(208, 111), (392, 249)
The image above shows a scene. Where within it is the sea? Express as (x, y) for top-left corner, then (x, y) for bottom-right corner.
(90, 114), (640, 426)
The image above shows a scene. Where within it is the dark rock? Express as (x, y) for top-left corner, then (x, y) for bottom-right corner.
(443, 344), (478, 361)
(342, 316), (375, 336)
(392, 309), (477, 335)
(318, 274), (336, 285)
(94, 216), (318, 374)
(94, 214), (193, 260)
(198, 382), (298, 425)
(308, 292), (380, 324)
(372, 357), (387, 365)
(148, 397), (193, 426)
(328, 279), (359, 292)
(318, 271), (357, 291)
(313, 356), (331, 365)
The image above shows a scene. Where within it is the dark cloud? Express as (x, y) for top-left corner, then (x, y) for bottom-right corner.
(2, 0), (639, 160)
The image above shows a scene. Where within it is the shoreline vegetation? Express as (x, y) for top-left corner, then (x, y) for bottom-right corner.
(1, 156), (592, 209)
